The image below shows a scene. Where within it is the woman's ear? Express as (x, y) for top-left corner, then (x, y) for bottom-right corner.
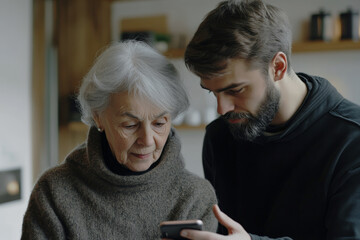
(93, 113), (102, 129)
(271, 52), (287, 81)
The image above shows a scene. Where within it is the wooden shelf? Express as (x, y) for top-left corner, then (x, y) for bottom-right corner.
(67, 121), (89, 132)
(67, 121), (206, 132)
(164, 41), (360, 59)
(163, 48), (186, 58)
(173, 124), (206, 130)
(292, 40), (360, 53)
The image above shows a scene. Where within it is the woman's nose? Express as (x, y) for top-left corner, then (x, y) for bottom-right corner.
(136, 125), (155, 146)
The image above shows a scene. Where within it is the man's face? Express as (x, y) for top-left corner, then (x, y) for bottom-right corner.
(200, 59), (280, 141)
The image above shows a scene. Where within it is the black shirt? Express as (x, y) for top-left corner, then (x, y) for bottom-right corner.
(203, 73), (360, 239)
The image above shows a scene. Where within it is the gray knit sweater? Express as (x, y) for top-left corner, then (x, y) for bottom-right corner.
(21, 127), (218, 239)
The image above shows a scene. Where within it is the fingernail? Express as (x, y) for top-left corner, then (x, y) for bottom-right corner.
(181, 230), (188, 237)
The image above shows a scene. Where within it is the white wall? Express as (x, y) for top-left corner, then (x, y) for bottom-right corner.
(267, 0), (360, 105)
(0, 0), (32, 239)
(112, 0), (360, 178)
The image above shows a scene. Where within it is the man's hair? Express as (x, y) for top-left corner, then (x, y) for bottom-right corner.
(185, 0), (292, 79)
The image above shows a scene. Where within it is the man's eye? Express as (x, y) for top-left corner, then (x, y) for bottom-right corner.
(228, 88), (244, 95)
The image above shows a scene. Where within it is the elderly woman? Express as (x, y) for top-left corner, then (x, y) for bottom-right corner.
(21, 41), (218, 239)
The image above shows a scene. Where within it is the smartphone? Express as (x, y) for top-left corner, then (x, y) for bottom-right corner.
(160, 219), (203, 239)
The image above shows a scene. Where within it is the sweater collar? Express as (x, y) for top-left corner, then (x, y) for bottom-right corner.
(101, 132), (161, 176)
(66, 127), (185, 189)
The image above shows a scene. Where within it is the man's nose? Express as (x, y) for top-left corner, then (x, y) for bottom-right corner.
(216, 94), (235, 115)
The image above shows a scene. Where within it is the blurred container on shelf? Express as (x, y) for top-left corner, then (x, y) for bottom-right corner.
(184, 108), (202, 126)
(120, 15), (171, 53)
(121, 31), (155, 44)
(340, 8), (359, 41)
(202, 107), (218, 125)
(172, 111), (186, 126)
(121, 31), (171, 53)
(170, 33), (187, 50)
(309, 9), (333, 41)
(154, 33), (171, 52)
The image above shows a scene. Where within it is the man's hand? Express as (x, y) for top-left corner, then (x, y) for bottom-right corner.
(180, 205), (251, 240)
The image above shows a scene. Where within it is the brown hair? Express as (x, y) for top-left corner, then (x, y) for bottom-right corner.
(185, 0), (292, 79)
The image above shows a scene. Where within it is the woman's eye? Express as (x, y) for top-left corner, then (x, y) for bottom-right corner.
(124, 123), (138, 129)
(153, 118), (167, 128)
(155, 122), (166, 127)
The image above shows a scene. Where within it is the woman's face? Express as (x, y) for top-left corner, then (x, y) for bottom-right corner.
(94, 92), (172, 172)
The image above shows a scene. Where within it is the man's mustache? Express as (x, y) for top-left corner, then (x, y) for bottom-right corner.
(222, 111), (253, 121)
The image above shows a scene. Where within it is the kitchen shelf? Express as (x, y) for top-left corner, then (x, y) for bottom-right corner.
(68, 121), (89, 132)
(163, 48), (186, 58)
(173, 124), (206, 130)
(67, 121), (206, 132)
(164, 41), (360, 59)
(292, 40), (360, 53)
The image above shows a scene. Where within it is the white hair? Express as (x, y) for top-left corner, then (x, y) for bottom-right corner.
(77, 40), (189, 126)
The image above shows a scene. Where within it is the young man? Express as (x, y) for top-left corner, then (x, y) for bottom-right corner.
(181, 0), (360, 239)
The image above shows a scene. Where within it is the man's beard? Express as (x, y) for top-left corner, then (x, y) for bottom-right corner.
(223, 78), (280, 141)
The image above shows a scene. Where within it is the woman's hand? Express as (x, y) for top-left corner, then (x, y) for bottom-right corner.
(180, 205), (251, 240)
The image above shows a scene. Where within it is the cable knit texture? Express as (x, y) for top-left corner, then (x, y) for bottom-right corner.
(21, 127), (218, 239)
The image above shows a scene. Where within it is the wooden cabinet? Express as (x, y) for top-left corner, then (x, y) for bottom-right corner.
(57, 0), (111, 125)
(57, 0), (112, 162)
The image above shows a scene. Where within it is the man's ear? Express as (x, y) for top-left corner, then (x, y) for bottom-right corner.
(271, 52), (287, 81)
